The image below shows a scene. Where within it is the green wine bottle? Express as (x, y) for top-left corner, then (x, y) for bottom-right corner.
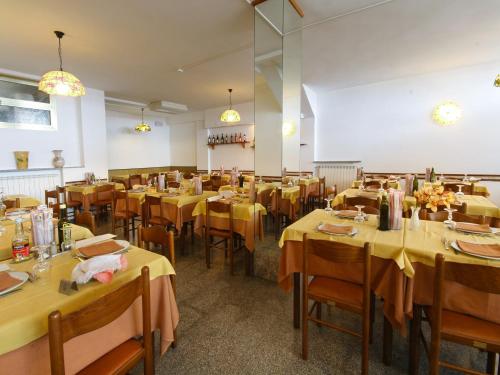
(430, 167), (436, 183)
(378, 192), (390, 231)
(412, 175), (419, 194)
(57, 204), (69, 247)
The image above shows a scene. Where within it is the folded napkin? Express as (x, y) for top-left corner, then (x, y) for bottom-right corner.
(318, 223), (353, 235)
(78, 240), (123, 257)
(336, 210), (358, 218)
(0, 272), (21, 292)
(72, 254), (128, 284)
(456, 240), (500, 259)
(455, 222), (492, 234)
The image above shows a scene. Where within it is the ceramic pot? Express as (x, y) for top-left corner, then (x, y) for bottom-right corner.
(52, 150), (65, 168)
(14, 151), (29, 170)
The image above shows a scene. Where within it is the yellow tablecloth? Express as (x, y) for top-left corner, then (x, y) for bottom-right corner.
(404, 195), (499, 218)
(3, 195), (41, 208)
(65, 182), (125, 195)
(160, 191), (218, 207)
(352, 179), (401, 190)
(0, 220), (93, 261)
(192, 199), (266, 221)
(270, 186), (300, 205)
(0, 245), (175, 356)
(299, 177), (319, 186)
(332, 188), (382, 208)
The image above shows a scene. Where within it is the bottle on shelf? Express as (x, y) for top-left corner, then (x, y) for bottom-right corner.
(430, 167), (436, 183)
(238, 133), (242, 142)
(412, 174), (419, 194)
(216, 135), (219, 144)
(12, 217), (30, 260)
(230, 134), (234, 143)
(243, 133), (247, 142)
(378, 192), (390, 231)
(225, 134), (229, 143)
(57, 204), (69, 248)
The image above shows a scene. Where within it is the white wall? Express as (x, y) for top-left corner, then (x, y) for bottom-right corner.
(208, 124), (254, 171)
(106, 110), (170, 169)
(170, 121), (197, 166)
(314, 62), (500, 174)
(300, 116), (314, 173)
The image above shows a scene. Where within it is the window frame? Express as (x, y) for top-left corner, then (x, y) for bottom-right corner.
(0, 75), (58, 131)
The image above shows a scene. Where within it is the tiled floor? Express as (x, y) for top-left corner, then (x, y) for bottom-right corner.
(97, 218), (490, 374)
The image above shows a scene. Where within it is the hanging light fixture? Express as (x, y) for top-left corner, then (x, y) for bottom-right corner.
(135, 108), (151, 133)
(220, 88), (241, 123)
(495, 74), (500, 87)
(38, 31), (85, 97)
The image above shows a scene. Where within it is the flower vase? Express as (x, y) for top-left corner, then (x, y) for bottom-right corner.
(52, 150), (65, 168)
(14, 151), (29, 170)
(409, 206), (421, 230)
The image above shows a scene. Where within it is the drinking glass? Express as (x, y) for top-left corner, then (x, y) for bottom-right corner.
(444, 208), (457, 226)
(354, 205), (365, 223)
(324, 196), (333, 212)
(32, 245), (50, 274)
(455, 185), (465, 199)
(462, 174), (469, 183)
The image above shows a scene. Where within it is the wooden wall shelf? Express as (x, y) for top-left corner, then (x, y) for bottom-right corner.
(207, 141), (249, 150)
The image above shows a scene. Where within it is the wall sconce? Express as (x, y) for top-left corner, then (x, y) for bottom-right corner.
(432, 101), (462, 126)
(282, 121), (296, 137)
(494, 74), (500, 87)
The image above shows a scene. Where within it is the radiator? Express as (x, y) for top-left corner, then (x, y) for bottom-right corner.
(314, 161), (361, 192)
(0, 170), (62, 203)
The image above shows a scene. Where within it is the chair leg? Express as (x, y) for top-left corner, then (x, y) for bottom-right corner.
(229, 236), (234, 275)
(409, 304), (423, 375)
(383, 316), (393, 366)
(190, 221), (195, 244)
(369, 292), (375, 344)
(487, 352), (498, 375)
(124, 219), (130, 241)
(205, 235), (211, 269)
(302, 296), (308, 360)
(316, 302), (322, 327)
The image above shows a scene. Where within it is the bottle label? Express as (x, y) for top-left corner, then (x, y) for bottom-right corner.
(12, 243), (30, 259)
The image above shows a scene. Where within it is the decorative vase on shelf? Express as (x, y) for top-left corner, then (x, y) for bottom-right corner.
(52, 150), (65, 168)
(14, 151), (29, 170)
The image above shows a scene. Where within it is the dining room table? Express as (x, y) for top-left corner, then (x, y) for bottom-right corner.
(192, 197), (267, 273)
(3, 194), (41, 209)
(66, 182), (126, 211)
(0, 242), (178, 375)
(278, 208), (500, 368)
(0, 217), (94, 261)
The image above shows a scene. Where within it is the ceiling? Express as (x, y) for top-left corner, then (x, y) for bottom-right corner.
(1, 0), (499, 110)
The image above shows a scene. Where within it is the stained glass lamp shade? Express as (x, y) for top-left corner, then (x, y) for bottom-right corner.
(220, 88), (240, 123)
(135, 108), (151, 133)
(38, 31), (85, 97)
(495, 74), (500, 87)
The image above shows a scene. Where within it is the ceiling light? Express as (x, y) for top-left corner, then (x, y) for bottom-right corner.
(38, 31), (85, 97)
(220, 88), (241, 123)
(135, 108), (151, 133)
(432, 101), (462, 126)
(495, 74), (500, 87)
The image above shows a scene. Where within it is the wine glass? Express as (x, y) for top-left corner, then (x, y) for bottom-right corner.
(455, 185), (465, 199)
(324, 195), (334, 212)
(444, 207), (457, 227)
(354, 205), (365, 223)
(32, 245), (50, 274)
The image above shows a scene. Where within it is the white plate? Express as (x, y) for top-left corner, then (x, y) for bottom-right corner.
(77, 239), (130, 258)
(0, 271), (28, 296)
(317, 224), (358, 236)
(450, 241), (500, 261)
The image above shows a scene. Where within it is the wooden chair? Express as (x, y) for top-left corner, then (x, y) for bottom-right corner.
(148, 173), (159, 181)
(202, 180), (212, 191)
(183, 172), (193, 180)
(271, 188), (290, 240)
(93, 184), (114, 217)
(4, 197), (20, 209)
(45, 189), (61, 218)
(75, 211), (96, 235)
(167, 181), (180, 189)
(424, 254), (500, 375)
(144, 195), (170, 227)
(364, 180), (383, 189)
(129, 174), (142, 188)
(111, 190), (137, 241)
(344, 205), (380, 215)
(57, 186), (82, 219)
(302, 235), (373, 374)
(422, 209), (485, 224)
(210, 176), (222, 191)
(487, 217), (500, 228)
(204, 200), (241, 275)
(308, 177), (326, 210)
(345, 196), (380, 209)
(48, 266), (153, 375)
(257, 187), (273, 227)
(443, 183), (473, 195)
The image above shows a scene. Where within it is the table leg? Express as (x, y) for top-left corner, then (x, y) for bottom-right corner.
(83, 195), (91, 212)
(409, 304), (423, 375)
(293, 272), (300, 329)
(180, 222), (187, 255)
(383, 316), (393, 366)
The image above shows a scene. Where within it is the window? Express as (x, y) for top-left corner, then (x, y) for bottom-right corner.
(0, 76), (57, 130)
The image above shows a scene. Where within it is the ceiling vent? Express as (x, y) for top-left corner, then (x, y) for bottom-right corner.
(149, 100), (188, 114)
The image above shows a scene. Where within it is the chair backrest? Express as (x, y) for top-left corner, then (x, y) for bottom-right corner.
(129, 174), (142, 187)
(183, 172), (193, 179)
(272, 188), (290, 215)
(167, 181), (180, 188)
(4, 198), (20, 209)
(345, 196), (379, 209)
(45, 189), (60, 206)
(345, 205), (380, 215)
(145, 195), (163, 225)
(318, 177), (326, 198)
(303, 234), (371, 294)
(443, 183), (473, 195)
(210, 176), (222, 190)
(257, 188), (273, 206)
(325, 184), (337, 199)
(148, 173), (159, 181)
(138, 224), (175, 266)
(364, 180), (382, 189)
(75, 211), (96, 234)
(202, 180), (213, 191)
(423, 210), (485, 224)
(95, 184), (114, 201)
(48, 266), (152, 375)
(205, 199), (233, 232)
(488, 217), (500, 228)
(112, 190), (129, 214)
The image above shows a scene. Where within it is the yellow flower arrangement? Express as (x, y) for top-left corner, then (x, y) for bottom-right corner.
(414, 185), (456, 212)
